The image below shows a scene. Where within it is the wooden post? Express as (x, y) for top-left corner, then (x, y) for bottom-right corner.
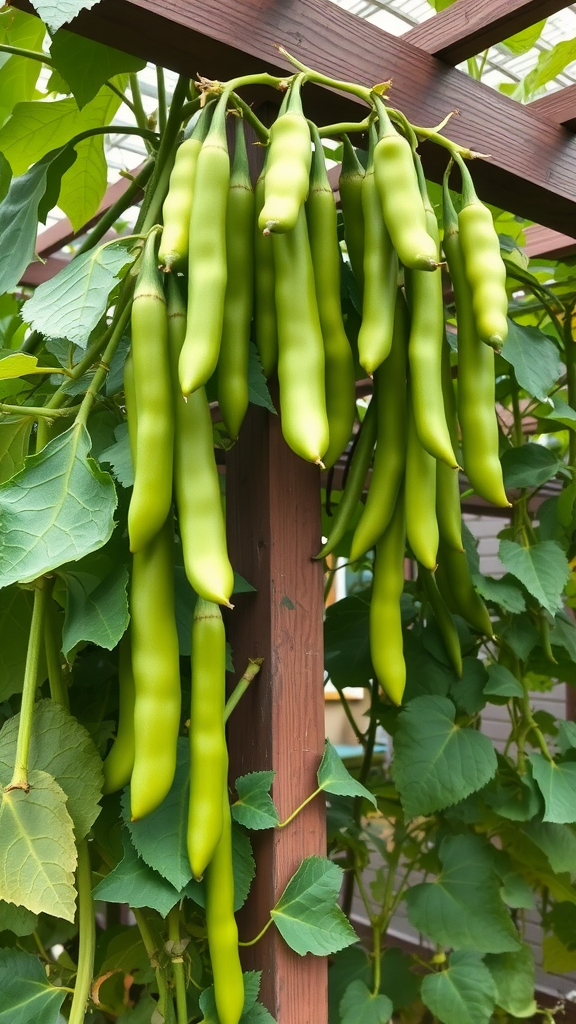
(225, 395), (328, 1024)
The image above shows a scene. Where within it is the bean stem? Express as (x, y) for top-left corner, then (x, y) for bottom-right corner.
(0, 402), (81, 419)
(75, 159), (154, 257)
(167, 907), (188, 1024)
(44, 585), (68, 709)
(8, 580), (48, 790)
(238, 916), (274, 947)
(68, 839), (96, 1024)
(223, 658), (264, 723)
(277, 786), (322, 828)
(75, 299), (134, 428)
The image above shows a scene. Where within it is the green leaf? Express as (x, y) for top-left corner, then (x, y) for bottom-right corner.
(0, 10), (45, 128)
(471, 572), (526, 614)
(183, 825), (255, 913)
(484, 663), (524, 700)
(405, 834), (520, 953)
(317, 740), (376, 806)
(231, 771), (280, 830)
(0, 901), (37, 937)
(421, 951), (497, 1024)
(0, 154), (10, 205)
(483, 765), (540, 822)
(502, 320), (562, 401)
(29, 0), (103, 32)
(500, 614), (538, 661)
(233, 572), (256, 594)
(0, 948), (67, 1023)
(535, 393), (576, 432)
(0, 354), (41, 380)
(528, 753), (576, 823)
(501, 20), (545, 55)
(0, 418), (32, 485)
(0, 148), (67, 294)
(61, 562), (129, 657)
(451, 657), (487, 715)
(99, 423), (134, 488)
(557, 719), (576, 754)
(271, 856), (357, 956)
(0, 699), (103, 840)
(543, 933), (576, 973)
(339, 980), (393, 1024)
(392, 695), (497, 818)
(0, 765), (77, 922)
(0, 423), (117, 589)
(92, 832), (182, 918)
(0, 587), (46, 701)
(51, 31), (145, 108)
(325, 592), (372, 690)
(23, 243), (135, 349)
(499, 540), (569, 616)
(520, 37), (576, 101)
(549, 611), (576, 662)
(123, 738), (192, 891)
(379, 947), (421, 1010)
(485, 942), (536, 1018)
(199, 970), (275, 1024)
(37, 144), (78, 223)
(523, 820), (576, 875)
(248, 342), (276, 413)
(501, 443), (562, 490)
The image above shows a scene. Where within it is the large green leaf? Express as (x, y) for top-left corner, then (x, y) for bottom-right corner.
(529, 753), (576, 823)
(392, 695), (497, 818)
(484, 663), (524, 700)
(421, 952), (497, 1024)
(23, 242), (135, 348)
(339, 980), (393, 1024)
(29, 0), (104, 32)
(0, 419), (32, 486)
(485, 942), (536, 1018)
(181, 826), (255, 913)
(123, 738), (192, 892)
(0, 901), (37, 937)
(501, 320), (562, 401)
(231, 771), (279, 830)
(0, 423), (117, 589)
(523, 820), (576, 876)
(324, 591), (372, 690)
(99, 422), (133, 488)
(60, 562), (129, 658)
(499, 540), (569, 616)
(317, 740), (376, 806)
(0, 148), (67, 294)
(0, 699), (103, 840)
(92, 831), (182, 918)
(405, 835), (520, 953)
(0, 9), (45, 129)
(501, 20), (545, 56)
(471, 572), (526, 614)
(51, 30), (145, 108)
(519, 37), (576, 101)
(271, 856), (358, 956)
(0, 765), (76, 922)
(0, 948), (67, 1023)
(0, 586), (46, 701)
(501, 443), (562, 490)
(248, 342), (276, 414)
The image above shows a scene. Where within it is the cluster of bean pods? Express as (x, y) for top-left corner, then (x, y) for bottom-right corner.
(98, 59), (511, 1024)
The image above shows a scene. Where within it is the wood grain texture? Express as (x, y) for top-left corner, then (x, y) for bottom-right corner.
(530, 82), (576, 131)
(524, 223), (576, 258)
(225, 394), (327, 1024)
(14, 0), (576, 233)
(404, 0), (568, 64)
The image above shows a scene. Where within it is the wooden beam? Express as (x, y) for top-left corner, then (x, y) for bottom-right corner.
(15, 0), (576, 234)
(225, 397), (327, 1024)
(523, 224), (576, 259)
(403, 0), (567, 65)
(529, 83), (576, 132)
(19, 254), (71, 286)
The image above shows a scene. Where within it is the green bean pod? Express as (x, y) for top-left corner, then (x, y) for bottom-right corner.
(158, 101), (214, 271)
(315, 398), (377, 560)
(179, 95), (230, 397)
(130, 516), (181, 821)
(273, 206), (329, 465)
(436, 540), (494, 637)
(339, 134), (365, 294)
(370, 487), (406, 705)
(102, 631), (135, 795)
(306, 122), (355, 469)
(187, 598), (227, 880)
(357, 125), (398, 376)
(419, 565), (462, 678)
(253, 156), (278, 377)
(405, 396), (438, 570)
(406, 159), (458, 469)
(258, 79), (311, 234)
(456, 156), (508, 350)
(128, 230), (174, 553)
(436, 339), (464, 550)
(218, 118), (255, 440)
(350, 291), (407, 562)
(205, 786), (244, 1024)
(373, 98), (438, 272)
(443, 172), (510, 508)
(168, 277), (234, 607)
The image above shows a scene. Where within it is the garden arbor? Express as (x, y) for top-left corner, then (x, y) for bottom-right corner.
(13, 0), (576, 1021)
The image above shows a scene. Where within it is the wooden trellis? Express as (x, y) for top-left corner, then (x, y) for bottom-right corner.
(13, 0), (576, 1020)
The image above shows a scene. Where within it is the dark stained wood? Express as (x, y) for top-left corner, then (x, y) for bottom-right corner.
(524, 224), (576, 259)
(530, 82), (576, 132)
(19, 254), (70, 286)
(225, 396), (327, 1024)
(404, 0), (568, 65)
(14, 0), (576, 233)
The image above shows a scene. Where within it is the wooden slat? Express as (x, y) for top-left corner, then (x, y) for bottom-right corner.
(14, 0), (576, 234)
(19, 254), (71, 286)
(404, 0), (567, 65)
(529, 82), (576, 131)
(524, 223), (576, 259)
(225, 396), (327, 1024)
